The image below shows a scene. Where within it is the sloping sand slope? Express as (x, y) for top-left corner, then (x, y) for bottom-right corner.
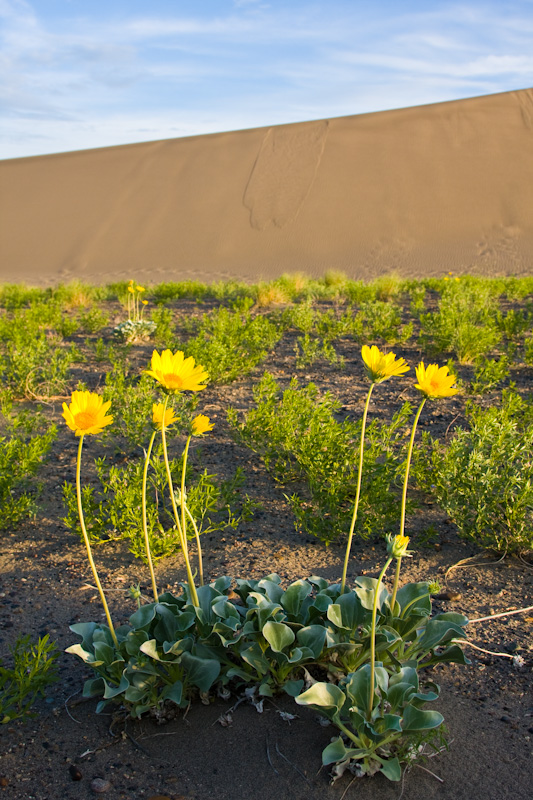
(1, 89), (532, 286)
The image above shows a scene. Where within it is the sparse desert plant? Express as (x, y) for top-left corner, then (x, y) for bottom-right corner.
(0, 635), (59, 723)
(0, 402), (57, 529)
(419, 279), (501, 363)
(414, 389), (533, 554)
(228, 372), (414, 543)
(182, 300), (283, 383)
(113, 281), (156, 343)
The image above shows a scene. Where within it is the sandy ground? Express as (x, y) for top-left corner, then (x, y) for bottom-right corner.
(1, 89), (533, 288)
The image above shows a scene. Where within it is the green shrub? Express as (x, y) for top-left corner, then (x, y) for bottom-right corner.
(414, 390), (533, 554)
(1, 635), (59, 723)
(229, 373), (413, 543)
(0, 403), (57, 529)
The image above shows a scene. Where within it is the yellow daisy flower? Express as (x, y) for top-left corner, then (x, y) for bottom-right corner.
(415, 362), (458, 399)
(62, 391), (113, 436)
(152, 403), (177, 431)
(192, 414), (214, 436)
(361, 345), (410, 384)
(146, 349), (209, 393)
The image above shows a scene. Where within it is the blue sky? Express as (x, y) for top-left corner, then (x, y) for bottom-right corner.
(1, 0), (533, 159)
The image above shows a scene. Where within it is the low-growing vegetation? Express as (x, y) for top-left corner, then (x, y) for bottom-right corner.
(0, 272), (532, 790)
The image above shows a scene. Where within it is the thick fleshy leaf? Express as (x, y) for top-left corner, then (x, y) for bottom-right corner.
(82, 677), (105, 697)
(210, 576), (232, 594)
(180, 652), (220, 692)
(416, 619), (467, 652)
(257, 578), (284, 604)
(283, 679), (304, 697)
(263, 620), (295, 653)
(295, 682), (346, 718)
(103, 673), (130, 699)
(344, 665), (373, 711)
(129, 603), (158, 630)
(65, 643), (102, 665)
(161, 680), (184, 706)
(322, 736), (365, 765)
(396, 581), (431, 611)
(354, 577), (389, 612)
(69, 622), (99, 650)
(378, 757), (401, 781)
(281, 580), (312, 618)
(422, 644), (471, 667)
(239, 642), (270, 675)
(402, 705), (444, 731)
(296, 625), (327, 658)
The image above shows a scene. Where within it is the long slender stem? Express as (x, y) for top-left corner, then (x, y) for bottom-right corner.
(142, 430), (159, 602)
(340, 382), (375, 594)
(390, 397), (426, 612)
(76, 435), (119, 648)
(184, 503), (204, 586)
(159, 396), (199, 607)
(181, 436), (191, 558)
(368, 556), (392, 720)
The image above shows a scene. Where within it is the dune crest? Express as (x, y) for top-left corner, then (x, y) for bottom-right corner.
(1, 89), (532, 286)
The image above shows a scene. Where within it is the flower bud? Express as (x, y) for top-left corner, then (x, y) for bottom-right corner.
(386, 534), (411, 558)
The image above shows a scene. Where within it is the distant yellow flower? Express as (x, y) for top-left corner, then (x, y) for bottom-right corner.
(152, 403), (177, 431)
(387, 534), (411, 558)
(62, 391), (113, 436)
(415, 362), (458, 399)
(146, 350), (209, 393)
(128, 285), (135, 293)
(361, 345), (409, 384)
(142, 300), (148, 305)
(192, 414), (214, 436)
(136, 285), (145, 293)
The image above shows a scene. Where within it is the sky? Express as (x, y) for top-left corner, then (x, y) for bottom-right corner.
(1, 0), (533, 160)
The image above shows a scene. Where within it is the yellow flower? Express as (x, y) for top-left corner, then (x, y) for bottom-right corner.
(62, 391), (113, 436)
(415, 362), (458, 399)
(128, 285), (135, 293)
(152, 403), (177, 431)
(136, 285), (145, 293)
(146, 349), (209, 393)
(387, 534), (411, 558)
(361, 345), (409, 384)
(192, 414), (214, 436)
(142, 300), (148, 305)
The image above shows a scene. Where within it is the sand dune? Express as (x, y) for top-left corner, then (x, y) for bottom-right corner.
(1, 89), (532, 287)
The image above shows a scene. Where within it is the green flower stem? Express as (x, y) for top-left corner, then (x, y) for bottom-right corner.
(340, 382), (375, 594)
(76, 435), (119, 648)
(390, 397), (426, 612)
(368, 556), (392, 720)
(142, 430), (159, 602)
(159, 396), (199, 607)
(184, 503), (204, 587)
(389, 557), (402, 617)
(181, 436), (191, 561)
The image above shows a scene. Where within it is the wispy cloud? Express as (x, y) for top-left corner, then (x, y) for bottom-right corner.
(1, 0), (532, 159)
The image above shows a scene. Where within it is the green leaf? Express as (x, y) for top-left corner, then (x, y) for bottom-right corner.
(262, 621), (295, 653)
(180, 652), (220, 692)
(281, 580), (312, 618)
(296, 625), (327, 658)
(354, 577), (388, 612)
(103, 673), (129, 699)
(402, 705), (444, 731)
(422, 644), (471, 666)
(160, 680), (184, 706)
(283, 679), (304, 697)
(378, 756), (401, 781)
(295, 682), (345, 719)
(322, 736), (365, 766)
(395, 582), (431, 617)
(344, 664), (373, 712)
(239, 642), (270, 676)
(129, 603), (158, 630)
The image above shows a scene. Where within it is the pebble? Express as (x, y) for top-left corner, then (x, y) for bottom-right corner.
(91, 777), (111, 793)
(69, 765), (83, 781)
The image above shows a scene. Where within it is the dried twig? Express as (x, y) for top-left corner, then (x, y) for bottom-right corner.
(469, 604), (533, 623)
